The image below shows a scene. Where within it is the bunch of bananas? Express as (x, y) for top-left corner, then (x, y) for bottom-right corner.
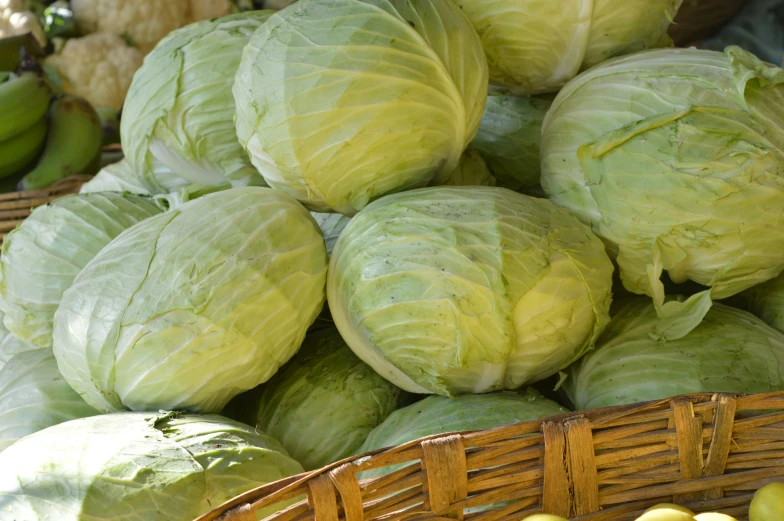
(0, 39), (102, 192)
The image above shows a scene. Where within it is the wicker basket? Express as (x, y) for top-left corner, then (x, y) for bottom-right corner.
(670, 0), (745, 47)
(196, 391), (784, 521)
(0, 175), (90, 245)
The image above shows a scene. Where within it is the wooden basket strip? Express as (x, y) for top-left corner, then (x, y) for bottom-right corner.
(201, 392), (784, 521)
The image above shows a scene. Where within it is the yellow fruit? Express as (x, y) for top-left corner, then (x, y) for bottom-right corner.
(694, 514), (737, 521)
(646, 504), (696, 516)
(521, 516), (569, 521)
(750, 482), (784, 521)
(636, 508), (696, 521)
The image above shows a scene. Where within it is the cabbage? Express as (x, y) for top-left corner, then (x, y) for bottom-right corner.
(234, 0), (488, 215)
(79, 159), (153, 196)
(53, 187), (328, 413)
(541, 46), (784, 326)
(255, 327), (406, 470)
(0, 412), (304, 521)
(742, 274), (784, 333)
(122, 12), (272, 194)
(0, 350), (97, 452)
(450, 0), (681, 94)
(565, 298), (784, 410)
(358, 390), (566, 477)
(703, 0), (784, 67)
(0, 311), (37, 371)
(0, 193), (163, 348)
(310, 212), (352, 257)
(432, 148), (497, 187)
(328, 186), (613, 396)
(470, 94), (552, 191)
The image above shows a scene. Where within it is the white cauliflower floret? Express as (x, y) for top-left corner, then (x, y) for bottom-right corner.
(187, 0), (232, 23)
(71, 0), (190, 54)
(46, 32), (144, 110)
(0, 0), (46, 46)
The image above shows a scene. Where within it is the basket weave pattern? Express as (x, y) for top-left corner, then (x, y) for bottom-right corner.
(0, 175), (90, 245)
(197, 392), (784, 521)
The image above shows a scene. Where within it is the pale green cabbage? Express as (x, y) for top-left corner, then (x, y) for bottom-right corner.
(0, 412), (304, 521)
(122, 12), (272, 194)
(470, 94), (552, 191)
(0, 311), (38, 371)
(79, 159), (153, 196)
(0, 193), (163, 348)
(742, 274), (784, 333)
(541, 46), (784, 327)
(255, 327), (405, 470)
(328, 186), (613, 396)
(565, 298), (784, 410)
(234, 0), (488, 215)
(358, 390), (566, 478)
(450, 0), (681, 94)
(703, 0), (784, 67)
(310, 212), (352, 257)
(0, 350), (97, 452)
(53, 187), (328, 413)
(431, 148), (497, 187)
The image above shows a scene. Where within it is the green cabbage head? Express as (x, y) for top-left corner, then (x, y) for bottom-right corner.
(122, 12), (273, 193)
(0, 311), (37, 371)
(565, 298), (784, 410)
(0, 192), (163, 348)
(470, 94), (552, 191)
(310, 212), (352, 257)
(450, 0), (681, 94)
(234, 0), (488, 215)
(741, 274), (784, 333)
(328, 186), (613, 396)
(0, 412), (304, 521)
(358, 390), (566, 477)
(53, 187), (328, 413)
(431, 148), (497, 188)
(255, 327), (406, 470)
(0, 350), (97, 452)
(541, 46), (784, 327)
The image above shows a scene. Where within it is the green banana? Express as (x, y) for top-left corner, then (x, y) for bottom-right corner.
(0, 72), (52, 141)
(0, 33), (45, 72)
(18, 95), (102, 191)
(0, 117), (48, 179)
(0, 71), (10, 84)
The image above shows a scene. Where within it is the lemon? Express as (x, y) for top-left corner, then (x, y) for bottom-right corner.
(636, 508), (696, 521)
(645, 504), (696, 516)
(521, 515), (569, 521)
(694, 514), (737, 520)
(750, 482), (784, 521)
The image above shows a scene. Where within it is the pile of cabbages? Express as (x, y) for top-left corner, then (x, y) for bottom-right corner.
(3, 1), (784, 520)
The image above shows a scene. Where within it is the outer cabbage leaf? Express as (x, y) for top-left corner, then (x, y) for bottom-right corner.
(53, 187), (328, 413)
(565, 298), (784, 410)
(430, 148), (497, 187)
(450, 0), (680, 94)
(0, 350), (97, 452)
(703, 0), (784, 67)
(328, 186), (613, 396)
(310, 212), (352, 257)
(0, 412), (304, 521)
(234, 0), (488, 214)
(358, 390), (566, 477)
(79, 159), (153, 196)
(541, 46), (784, 324)
(0, 193), (163, 348)
(255, 327), (406, 470)
(122, 12), (273, 193)
(582, 0), (681, 69)
(471, 94), (552, 190)
(0, 311), (38, 371)
(741, 274), (784, 333)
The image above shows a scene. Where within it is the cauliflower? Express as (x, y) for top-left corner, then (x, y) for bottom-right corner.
(0, 0), (46, 47)
(46, 32), (144, 110)
(71, 0), (233, 55)
(187, 0), (232, 22)
(71, 0), (190, 54)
